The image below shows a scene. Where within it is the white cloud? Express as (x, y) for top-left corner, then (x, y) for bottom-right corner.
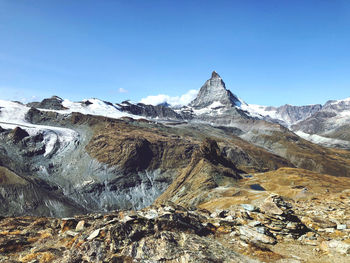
(118, 88), (128, 93)
(0, 86), (43, 103)
(140, 89), (198, 107)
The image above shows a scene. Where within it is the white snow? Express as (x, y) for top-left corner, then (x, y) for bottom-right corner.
(0, 98), (148, 157)
(295, 131), (350, 148)
(0, 100), (79, 157)
(327, 97), (350, 105)
(240, 103), (279, 119)
(56, 98), (142, 119)
(191, 101), (226, 115)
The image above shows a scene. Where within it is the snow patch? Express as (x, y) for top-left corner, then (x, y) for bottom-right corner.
(296, 131), (350, 148)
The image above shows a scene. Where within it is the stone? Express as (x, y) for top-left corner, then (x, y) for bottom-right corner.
(337, 224), (347, 230)
(10, 127), (29, 143)
(238, 226), (276, 245)
(75, 220), (85, 232)
(65, 230), (78, 237)
(87, 228), (101, 241)
(240, 204), (256, 212)
(142, 209), (158, 220)
(325, 228), (335, 233)
(320, 240), (350, 255)
(260, 195), (284, 215)
(248, 221), (261, 227)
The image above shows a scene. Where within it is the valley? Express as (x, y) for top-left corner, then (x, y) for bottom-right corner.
(1, 72), (350, 262)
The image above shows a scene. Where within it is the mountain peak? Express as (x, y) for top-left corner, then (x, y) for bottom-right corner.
(189, 72), (241, 109)
(211, 71), (221, 79)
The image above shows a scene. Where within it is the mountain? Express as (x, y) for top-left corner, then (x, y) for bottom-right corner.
(241, 103), (323, 127)
(189, 71), (242, 109)
(2, 71), (350, 262)
(291, 98), (350, 147)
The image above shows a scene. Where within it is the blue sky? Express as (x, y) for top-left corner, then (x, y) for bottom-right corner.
(0, 0), (349, 106)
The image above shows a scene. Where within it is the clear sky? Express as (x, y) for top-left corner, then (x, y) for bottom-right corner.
(1, 0), (349, 106)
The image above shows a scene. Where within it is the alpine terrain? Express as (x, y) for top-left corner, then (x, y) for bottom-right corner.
(1, 72), (350, 262)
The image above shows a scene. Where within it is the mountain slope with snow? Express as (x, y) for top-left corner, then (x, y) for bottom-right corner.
(291, 97), (350, 145)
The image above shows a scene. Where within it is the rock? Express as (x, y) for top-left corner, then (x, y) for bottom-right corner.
(248, 221), (261, 227)
(60, 218), (78, 233)
(65, 230), (78, 237)
(87, 228), (101, 241)
(320, 240), (350, 255)
(10, 127), (29, 143)
(260, 195), (284, 215)
(337, 224), (347, 230)
(27, 96), (65, 110)
(238, 226), (277, 245)
(75, 220), (85, 232)
(117, 100), (183, 120)
(141, 209), (158, 219)
(325, 228), (335, 233)
(241, 204), (257, 212)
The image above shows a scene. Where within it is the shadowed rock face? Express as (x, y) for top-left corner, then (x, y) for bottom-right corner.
(117, 101), (183, 120)
(10, 127), (29, 143)
(155, 138), (242, 208)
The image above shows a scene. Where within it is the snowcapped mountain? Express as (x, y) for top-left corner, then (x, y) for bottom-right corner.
(240, 103), (323, 127)
(291, 97), (350, 145)
(189, 71), (241, 109)
(1, 71), (350, 218)
(175, 71), (252, 126)
(3, 71), (349, 149)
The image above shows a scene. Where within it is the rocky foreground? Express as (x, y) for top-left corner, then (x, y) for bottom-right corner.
(1, 193), (350, 263)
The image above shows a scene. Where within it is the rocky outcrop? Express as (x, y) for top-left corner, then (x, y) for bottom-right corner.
(155, 138), (242, 208)
(0, 199), (313, 263)
(27, 96), (66, 110)
(117, 101), (183, 120)
(9, 127), (29, 143)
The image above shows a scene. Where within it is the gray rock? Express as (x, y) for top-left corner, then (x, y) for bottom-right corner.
(337, 224), (347, 230)
(87, 228), (101, 241)
(238, 226), (277, 245)
(241, 204), (257, 212)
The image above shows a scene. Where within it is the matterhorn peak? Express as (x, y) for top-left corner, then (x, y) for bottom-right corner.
(189, 71), (241, 109)
(211, 71), (221, 79)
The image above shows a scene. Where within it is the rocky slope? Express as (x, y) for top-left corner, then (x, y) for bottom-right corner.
(291, 98), (350, 147)
(1, 78), (350, 218)
(2, 182), (350, 262)
(241, 103), (322, 127)
(1, 71), (350, 262)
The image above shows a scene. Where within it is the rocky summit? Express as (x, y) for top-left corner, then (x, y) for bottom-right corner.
(189, 71), (242, 109)
(1, 72), (350, 262)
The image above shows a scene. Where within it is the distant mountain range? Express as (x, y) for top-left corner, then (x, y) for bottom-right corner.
(1, 71), (350, 218)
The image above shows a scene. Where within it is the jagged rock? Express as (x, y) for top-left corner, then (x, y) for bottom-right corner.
(75, 220), (85, 232)
(260, 195), (285, 215)
(87, 228), (101, 241)
(117, 101), (183, 120)
(9, 127), (29, 143)
(189, 71), (241, 109)
(27, 95), (65, 110)
(239, 225), (277, 245)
